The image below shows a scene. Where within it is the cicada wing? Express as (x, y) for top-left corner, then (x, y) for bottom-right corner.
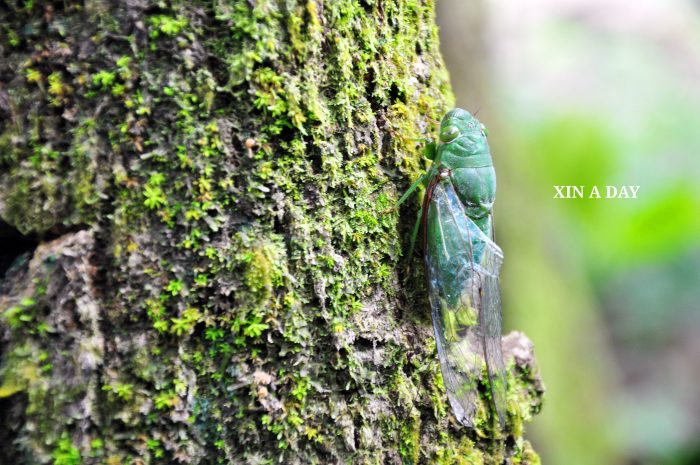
(426, 262), (481, 426)
(480, 238), (508, 427)
(424, 180), (507, 427)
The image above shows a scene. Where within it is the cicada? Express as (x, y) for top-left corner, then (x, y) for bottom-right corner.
(397, 108), (507, 427)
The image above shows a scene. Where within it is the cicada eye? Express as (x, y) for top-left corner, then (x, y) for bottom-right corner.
(480, 123), (489, 137)
(439, 125), (459, 143)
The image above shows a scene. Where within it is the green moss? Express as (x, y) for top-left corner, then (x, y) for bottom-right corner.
(242, 246), (276, 298)
(52, 436), (81, 465)
(92, 70), (116, 88)
(399, 419), (421, 464)
(433, 433), (484, 465)
(149, 15), (189, 37)
(0, 344), (40, 399)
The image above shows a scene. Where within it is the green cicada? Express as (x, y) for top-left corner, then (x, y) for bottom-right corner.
(397, 108), (507, 427)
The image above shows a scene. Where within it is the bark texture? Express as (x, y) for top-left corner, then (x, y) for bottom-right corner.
(0, 1), (543, 464)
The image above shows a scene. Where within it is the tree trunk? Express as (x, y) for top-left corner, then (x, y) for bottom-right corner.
(0, 1), (543, 464)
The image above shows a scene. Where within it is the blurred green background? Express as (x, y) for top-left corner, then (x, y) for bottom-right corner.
(436, 1), (700, 464)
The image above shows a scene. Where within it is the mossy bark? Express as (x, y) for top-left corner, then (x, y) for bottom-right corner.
(0, 1), (543, 464)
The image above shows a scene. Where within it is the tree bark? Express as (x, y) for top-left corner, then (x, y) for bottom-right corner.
(0, 1), (543, 464)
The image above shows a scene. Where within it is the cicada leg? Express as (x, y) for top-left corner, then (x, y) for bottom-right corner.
(396, 172), (429, 208)
(395, 138), (436, 256)
(422, 140), (437, 161)
(407, 206), (422, 258)
(396, 173), (429, 259)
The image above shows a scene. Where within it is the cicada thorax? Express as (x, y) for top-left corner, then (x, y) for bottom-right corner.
(424, 165), (494, 256)
(436, 121), (497, 238)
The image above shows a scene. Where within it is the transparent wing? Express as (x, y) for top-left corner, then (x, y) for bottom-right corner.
(424, 180), (507, 427)
(480, 238), (507, 426)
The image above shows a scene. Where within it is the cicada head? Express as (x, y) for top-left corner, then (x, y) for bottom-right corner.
(438, 108), (492, 168)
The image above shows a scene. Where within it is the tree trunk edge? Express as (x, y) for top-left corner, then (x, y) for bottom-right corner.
(0, 1), (544, 464)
